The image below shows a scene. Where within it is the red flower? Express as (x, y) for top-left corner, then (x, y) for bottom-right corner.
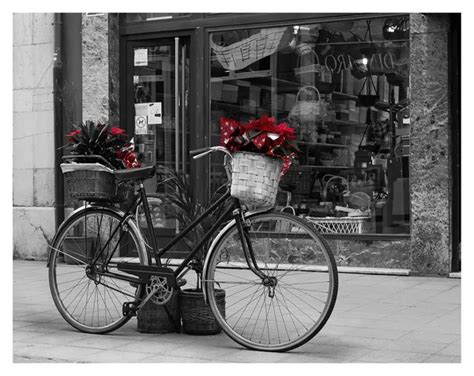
(66, 129), (81, 143)
(281, 154), (295, 176)
(220, 118), (241, 148)
(123, 152), (141, 168)
(275, 122), (296, 140)
(219, 116), (298, 176)
(116, 149), (141, 168)
(110, 127), (126, 136)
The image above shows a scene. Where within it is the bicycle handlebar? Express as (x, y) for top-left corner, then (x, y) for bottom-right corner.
(189, 146), (232, 160)
(189, 147), (210, 156)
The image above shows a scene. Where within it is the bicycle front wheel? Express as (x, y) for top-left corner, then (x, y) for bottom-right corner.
(48, 207), (148, 334)
(204, 212), (338, 352)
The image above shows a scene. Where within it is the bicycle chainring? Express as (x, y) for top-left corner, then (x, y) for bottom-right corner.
(145, 275), (174, 305)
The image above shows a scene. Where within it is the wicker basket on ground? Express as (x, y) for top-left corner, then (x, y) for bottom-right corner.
(179, 289), (225, 335)
(137, 291), (181, 334)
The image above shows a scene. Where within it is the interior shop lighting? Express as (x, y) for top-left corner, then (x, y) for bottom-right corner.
(146, 15), (174, 21)
(85, 13), (105, 17)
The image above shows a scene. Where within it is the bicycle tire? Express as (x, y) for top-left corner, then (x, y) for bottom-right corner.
(48, 206), (148, 334)
(204, 211), (338, 352)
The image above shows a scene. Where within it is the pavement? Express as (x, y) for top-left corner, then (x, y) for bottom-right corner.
(12, 260), (461, 363)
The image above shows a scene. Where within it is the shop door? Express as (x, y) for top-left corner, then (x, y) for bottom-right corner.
(124, 36), (191, 251)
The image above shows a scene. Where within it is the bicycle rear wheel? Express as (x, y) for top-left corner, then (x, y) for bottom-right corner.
(48, 206), (148, 334)
(204, 212), (338, 352)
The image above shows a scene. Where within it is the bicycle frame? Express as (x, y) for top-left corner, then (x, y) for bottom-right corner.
(85, 179), (269, 287)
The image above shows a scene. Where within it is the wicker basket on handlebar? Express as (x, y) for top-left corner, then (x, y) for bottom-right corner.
(230, 152), (283, 208)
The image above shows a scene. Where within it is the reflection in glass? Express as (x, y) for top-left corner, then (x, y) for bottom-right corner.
(209, 16), (410, 235)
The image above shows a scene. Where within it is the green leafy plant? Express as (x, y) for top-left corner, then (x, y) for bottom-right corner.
(160, 167), (227, 291)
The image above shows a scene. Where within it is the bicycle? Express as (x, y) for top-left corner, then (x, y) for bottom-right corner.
(48, 147), (338, 352)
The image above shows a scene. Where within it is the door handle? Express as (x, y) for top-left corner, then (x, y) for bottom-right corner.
(174, 37), (180, 174)
(181, 43), (187, 174)
(174, 37), (180, 234)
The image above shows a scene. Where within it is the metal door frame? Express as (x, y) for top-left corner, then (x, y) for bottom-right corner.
(120, 29), (207, 202)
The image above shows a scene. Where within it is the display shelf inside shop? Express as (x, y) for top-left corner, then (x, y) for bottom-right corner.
(152, 126), (186, 134)
(298, 164), (352, 170)
(306, 215), (374, 235)
(298, 141), (352, 149)
(210, 69), (272, 82)
(211, 99), (274, 110)
(374, 98), (409, 113)
(310, 39), (409, 47)
(331, 92), (359, 101)
(329, 119), (368, 128)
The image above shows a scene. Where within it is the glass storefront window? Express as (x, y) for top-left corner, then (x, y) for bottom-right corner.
(209, 16), (410, 235)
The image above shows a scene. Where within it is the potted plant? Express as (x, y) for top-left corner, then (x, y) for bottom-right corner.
(161, 167), (226, 335)
(64, 120), (141, 169)
(220, 115), (299, 209)
(61, 121), (141, 205)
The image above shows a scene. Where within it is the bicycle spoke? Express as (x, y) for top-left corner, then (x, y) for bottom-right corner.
(271, 294), (281, 344)
(278, 281), (330, 299)
(72, 280), (94, 322)
(63, 275), (90, 310)
(228, 285), (261, 329)
(226, 286), (264, 321)
(274, 287), (302, 336)
(212, 268), (261, 284)
(105, 280), (125, 316)
(58, 277), (89, 297)
(248, 288), (267, 341)
(259, 294), (273, 344)
(275, 284), (315, 325)
(279, 282), (327, 307)
(225, 285), (264, 312)
(274, 292), (291, 342)
(239, 287), (265, 335)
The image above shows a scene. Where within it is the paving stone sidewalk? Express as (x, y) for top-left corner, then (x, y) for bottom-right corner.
(12, 260), (461, 363)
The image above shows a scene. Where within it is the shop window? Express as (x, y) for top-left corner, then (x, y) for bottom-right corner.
(209, 16), (410, 235)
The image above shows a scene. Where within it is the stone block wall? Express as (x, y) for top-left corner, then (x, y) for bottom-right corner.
(13, 13), (56, 259)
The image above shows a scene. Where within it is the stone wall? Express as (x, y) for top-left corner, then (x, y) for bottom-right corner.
(82, 14), (109, 122)
(108, 14), (121, 126)
(82, 13), (120, 123)
(13, 13), (56, 259)
(409, 14), (451, 273)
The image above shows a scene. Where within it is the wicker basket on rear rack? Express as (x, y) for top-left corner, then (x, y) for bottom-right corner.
(230, 152), (283, 208)
(61, 163), (126, 202)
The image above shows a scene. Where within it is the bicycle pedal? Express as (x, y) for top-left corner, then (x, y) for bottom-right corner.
(177, 278), (187, 287)
(123, 302), (138, 317)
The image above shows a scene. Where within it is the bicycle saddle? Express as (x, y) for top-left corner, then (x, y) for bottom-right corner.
(114, 165), (156, 181)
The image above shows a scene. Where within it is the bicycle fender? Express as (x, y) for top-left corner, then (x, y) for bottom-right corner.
(47, 205), (89, 267)
(46, 205), (148, 267)
(201, 207), (273, 304)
